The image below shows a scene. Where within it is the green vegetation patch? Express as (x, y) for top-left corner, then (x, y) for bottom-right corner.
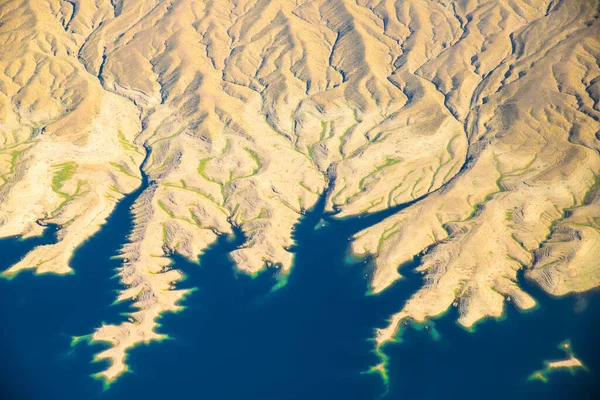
(358, 158), (401, 192)
(52, 162), (77, 192)
(117, 130), (144, 155)
(50, 162), (82, 214)
(243, 147), (262, 176)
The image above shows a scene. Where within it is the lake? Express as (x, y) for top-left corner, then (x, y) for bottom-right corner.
(1, 182), (599, 400)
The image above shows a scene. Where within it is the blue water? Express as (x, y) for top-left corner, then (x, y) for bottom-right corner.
(1, 182), (599, 399)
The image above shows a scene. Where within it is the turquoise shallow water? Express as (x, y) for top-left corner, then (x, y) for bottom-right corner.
(1, 183), (599, 399)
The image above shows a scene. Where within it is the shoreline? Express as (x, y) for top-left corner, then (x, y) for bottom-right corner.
(528, 340), (587, 383)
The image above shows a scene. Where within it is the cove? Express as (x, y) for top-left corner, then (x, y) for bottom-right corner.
(0, 174), (147, 399)
(1, 180), (599, 399)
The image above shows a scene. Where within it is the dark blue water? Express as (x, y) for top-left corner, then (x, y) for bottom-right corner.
(1, 182), (599, 399)
(0, 181), (144, 399)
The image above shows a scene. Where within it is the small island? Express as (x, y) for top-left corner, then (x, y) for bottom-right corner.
(529, 340), (587, 383)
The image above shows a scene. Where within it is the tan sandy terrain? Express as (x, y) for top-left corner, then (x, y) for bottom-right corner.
(1, 0), (599, 383)
(529, 340), (586, 382)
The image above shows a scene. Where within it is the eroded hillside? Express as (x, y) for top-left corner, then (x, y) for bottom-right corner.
(1, 0), (599, 383)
